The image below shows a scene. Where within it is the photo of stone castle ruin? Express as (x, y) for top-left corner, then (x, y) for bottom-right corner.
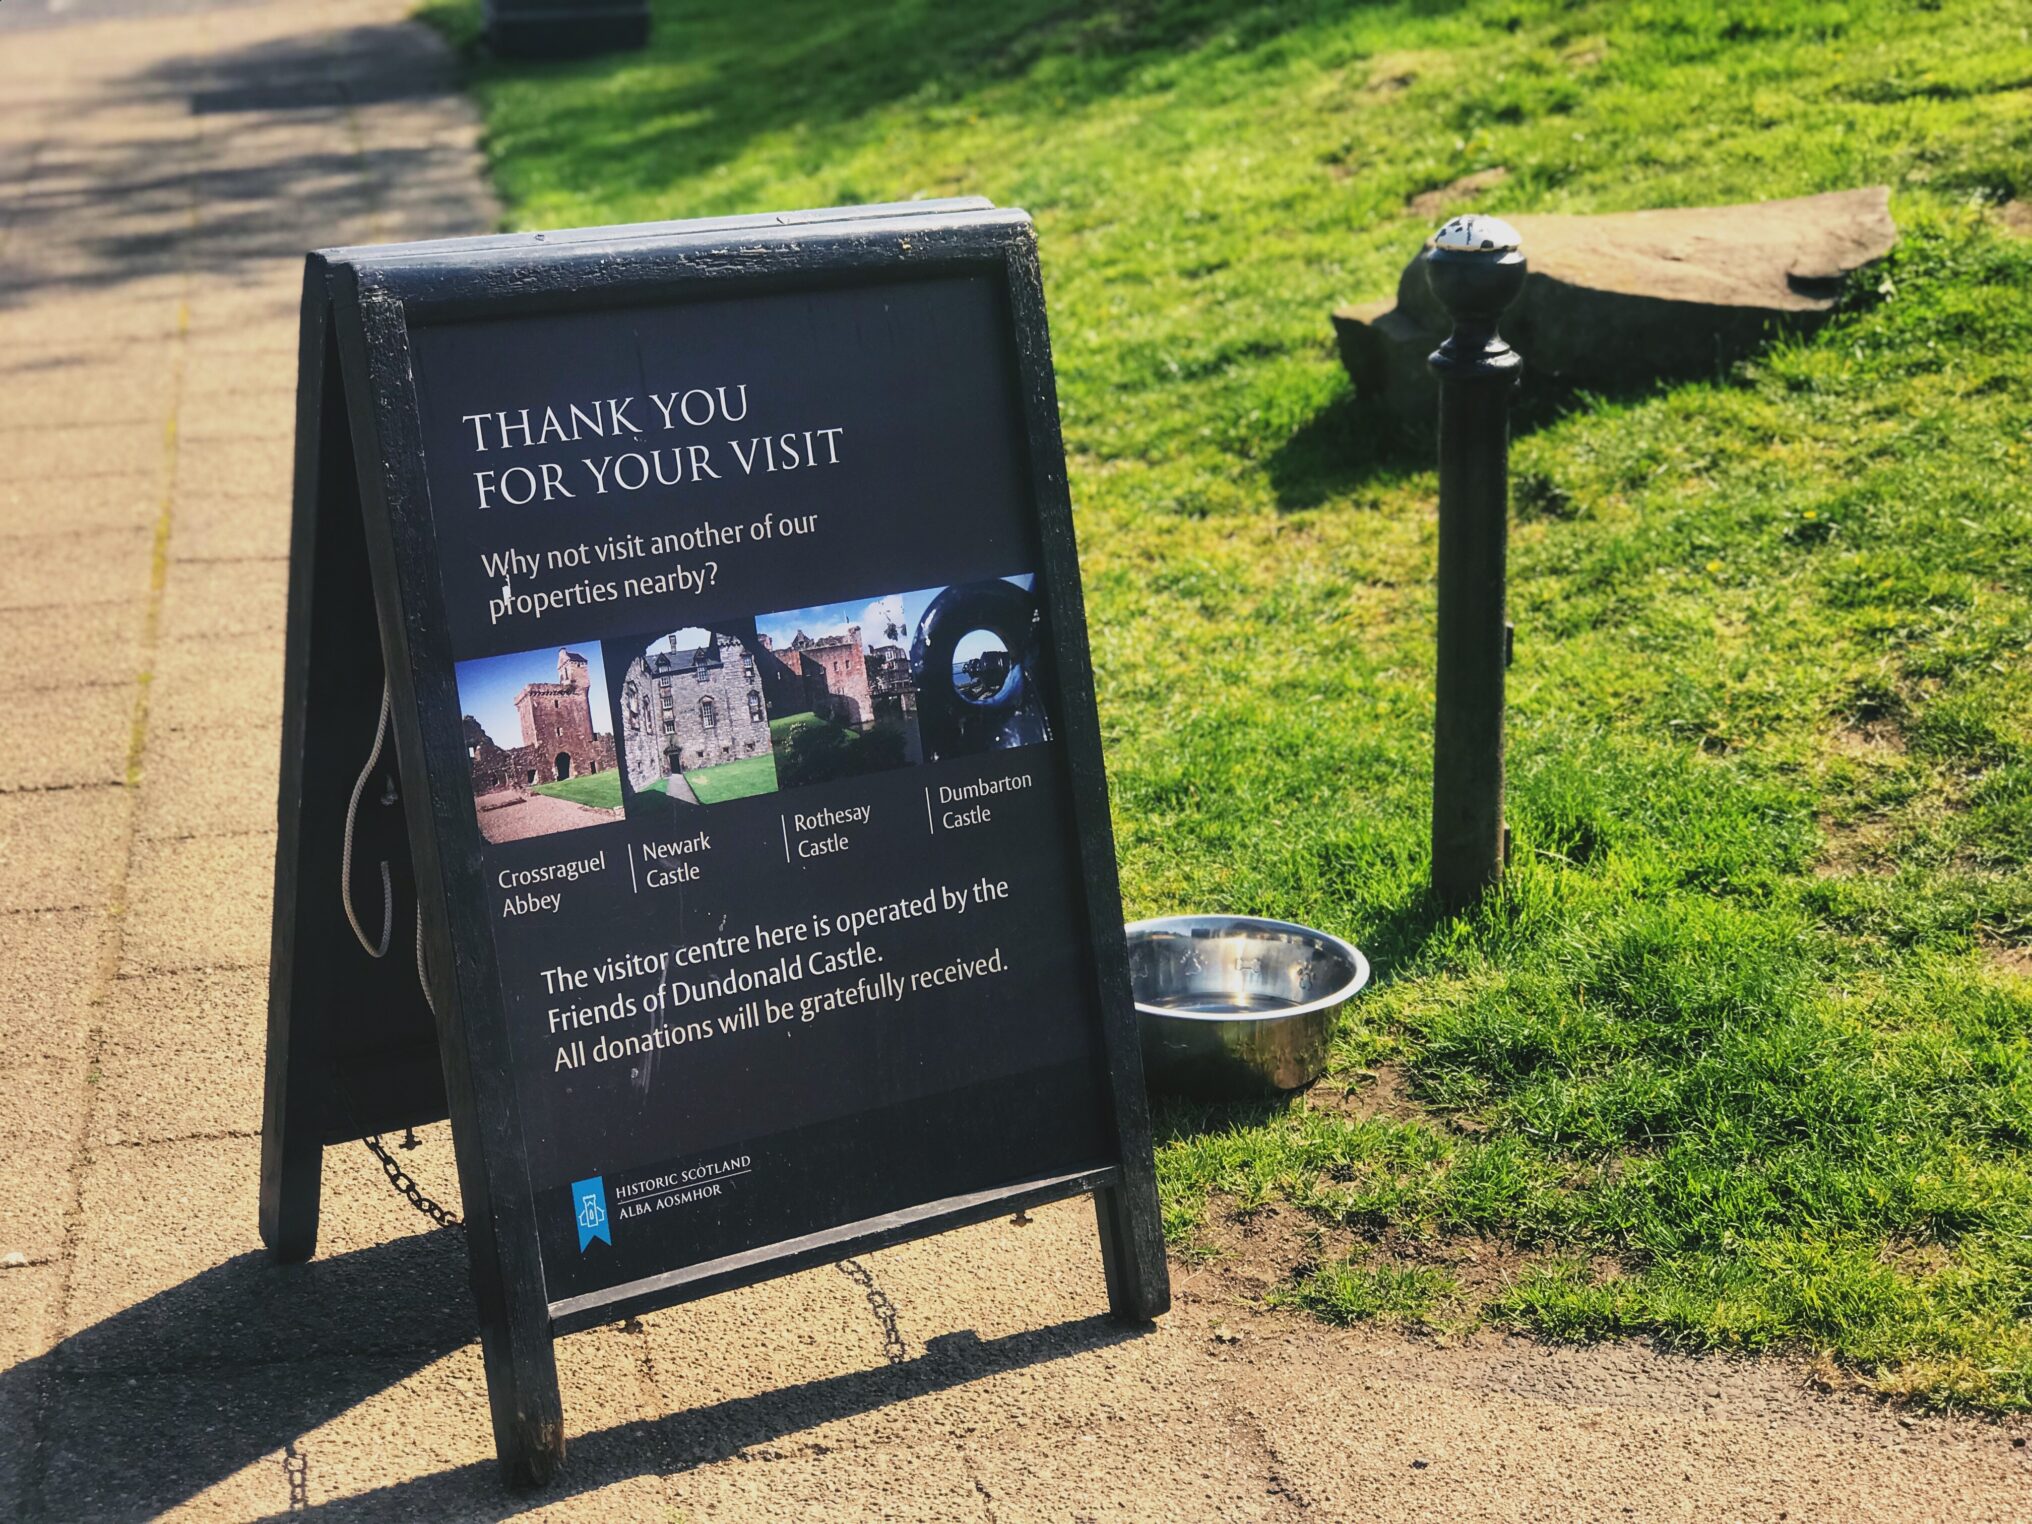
(614, 627), (782, 811)
(753, 593), (925, 790)
(456, 645), (622, 843)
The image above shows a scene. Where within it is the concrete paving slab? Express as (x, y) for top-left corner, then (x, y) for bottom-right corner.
(39, 1356), (442, 1522)
(176, 398), (292, 443)
(168, 530), (287, 568)
(0, 470), (163, 539)
(0, 1120), (84, 1263)
(960, 1417), (1292, 1524)
(95, 967), (266, 1141)
(174, 359), (294, 419)
(659, 1434), (995, 1524)
(631, 1258), (906, 1426)
(0, 681), (132, 791)
(0, 600), (144, 678)
(131, 1346), (676, 1522)
(0, 908), (107, 1064)
(0, 294), (186, 353)
(157, 556), (287, 643)
(134, 722), (276, 839)
(118, 830), (274, 975)
(0, 363), (174, 429)
(172, 434), (289, 505)
(60, 1134), (472, 1376)
(0, 785), (129, 913)
(0, 1263), (65, 1519)
(0, 1052), (90, 1142)
(0, 525), (151, 610)
(0, 421), (167, 483)
(150, 632), (282, 734)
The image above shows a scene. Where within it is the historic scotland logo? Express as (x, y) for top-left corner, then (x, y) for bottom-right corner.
(572, 1176), (611, 1251)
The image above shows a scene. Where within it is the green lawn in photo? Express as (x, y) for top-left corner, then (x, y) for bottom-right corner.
(768, 711), (821, 744)
(770, 709), (911, 787)
(531, 768), (623, 810)
(425, 0), (2032, 1411)
(683, 753), (781, 803)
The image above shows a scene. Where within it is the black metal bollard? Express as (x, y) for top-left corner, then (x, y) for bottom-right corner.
(1424, 215), (1526, 911)
(485, 0), (650, 59)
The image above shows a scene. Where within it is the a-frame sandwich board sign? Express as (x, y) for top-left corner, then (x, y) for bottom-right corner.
(259, 198), (1170, 1485)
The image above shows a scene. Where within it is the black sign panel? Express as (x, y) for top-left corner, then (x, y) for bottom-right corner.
(260, 201), (1166, 1485)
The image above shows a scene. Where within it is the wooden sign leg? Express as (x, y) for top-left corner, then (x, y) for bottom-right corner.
(1093, 1177), (1169, 1323)
(258, 1045), (325, 1263)
(474, 1285), (567, 1486)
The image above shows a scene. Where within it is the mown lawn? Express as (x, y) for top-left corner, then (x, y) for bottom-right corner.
(684, 753), (781, 803)
(426, 0), (2032, 1410)
(532, 768), (622, 810)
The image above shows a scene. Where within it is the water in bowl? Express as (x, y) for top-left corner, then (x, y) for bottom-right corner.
(1140, 990), (1296, 1016)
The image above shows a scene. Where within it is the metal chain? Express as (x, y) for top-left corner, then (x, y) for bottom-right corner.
(363, 1132), (462, 1231)
(835, 1258), (907, 1365)
(282, 1442), (309, 1512)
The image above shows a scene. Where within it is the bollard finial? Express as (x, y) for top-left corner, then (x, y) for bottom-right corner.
(1424, 215), (1527, 382)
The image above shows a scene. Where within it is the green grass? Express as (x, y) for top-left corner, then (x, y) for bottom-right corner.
(770, 710), (910, 785)
(768, 711), (821, 744)
(531, 768), (622, 809)
(429, 0), (2032, 1410)
(1284, 1259), (1464, 1331)
(683, 753), (780, 803)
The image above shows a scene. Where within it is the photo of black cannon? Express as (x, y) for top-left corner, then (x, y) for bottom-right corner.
(910, 576), (1054, 763)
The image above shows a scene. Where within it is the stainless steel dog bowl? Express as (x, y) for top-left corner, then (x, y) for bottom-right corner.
(1126, 915), (1371, 1099)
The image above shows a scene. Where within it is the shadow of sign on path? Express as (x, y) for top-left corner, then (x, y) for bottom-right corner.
(11, 1229), (1144, 1520)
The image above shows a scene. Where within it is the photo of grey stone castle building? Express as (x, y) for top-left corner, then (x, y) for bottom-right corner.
(618, 631), (774, 802)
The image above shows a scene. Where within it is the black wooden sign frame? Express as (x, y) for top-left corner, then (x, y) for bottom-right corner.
(259, 199), (1168, 1485)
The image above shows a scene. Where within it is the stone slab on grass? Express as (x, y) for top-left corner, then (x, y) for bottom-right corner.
(1335, 187), (1898, 428)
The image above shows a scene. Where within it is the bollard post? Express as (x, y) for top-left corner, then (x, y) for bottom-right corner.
(1424, 215), (1526, 911)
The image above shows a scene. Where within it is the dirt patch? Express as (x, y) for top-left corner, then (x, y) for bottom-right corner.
(1181, 1203), (1342, 1308)
(1407, 166), (1510, 219)
(1985, 941), (2032, 979)
(1178, 1191), (1552, 1314)
(1833, 717), (1909, 758)
(1815, 812), (1899, 877)
(1302, 1062), (1425, 1123)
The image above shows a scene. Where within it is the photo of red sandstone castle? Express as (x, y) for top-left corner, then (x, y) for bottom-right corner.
(455, 645), (623, 843)
(751, 592), (925, 791)
(750, 574), (1054, 787)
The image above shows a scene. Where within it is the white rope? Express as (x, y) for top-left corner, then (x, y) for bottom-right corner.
(341, 678), (394, 959)
(415, 901), (436, 1016)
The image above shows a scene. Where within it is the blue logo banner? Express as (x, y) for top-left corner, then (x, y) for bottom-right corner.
(571, 1176), (611, 1251)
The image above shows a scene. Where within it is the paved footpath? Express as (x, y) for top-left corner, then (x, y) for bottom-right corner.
(0, 2), (2027, 1519)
